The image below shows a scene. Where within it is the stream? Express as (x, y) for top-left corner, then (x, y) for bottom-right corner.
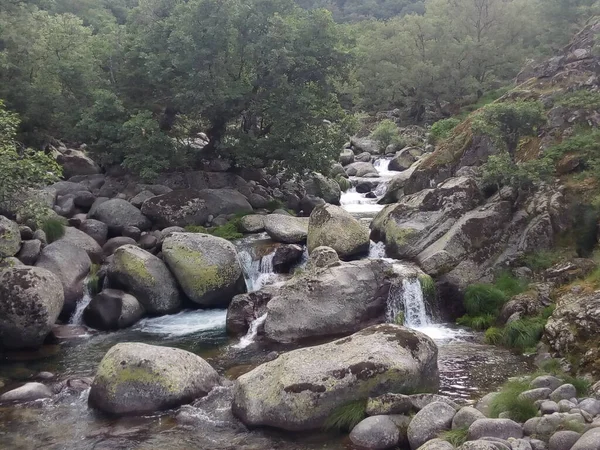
(0, 157), (533, 450)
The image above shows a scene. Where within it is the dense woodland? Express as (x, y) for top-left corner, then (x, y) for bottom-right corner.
(0, 0), (598, 183)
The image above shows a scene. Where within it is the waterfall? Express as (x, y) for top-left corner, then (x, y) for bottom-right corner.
(69, 284), (92, 325)
(238, 249), (278, 292)
(368, 240), (387, 259)
(233, 313), (267, 349)
(386, 278), (430, 328)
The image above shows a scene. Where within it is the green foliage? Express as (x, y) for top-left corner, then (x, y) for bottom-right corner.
(490, 378), (538, 422)
(484, 327), (504, 345)
(483, 151), (553, 191)
(501, 316), (546, 352)
(472, 101), (545, 155)
(494, 272), (528, 298)
(458, 87), (512, 118)
(42, 217), (67, 244)
(457, 314), (496, 331)
(519, 250), (562, 271)
(418, 274), (436, 298)
(429, 118), (461, 143)
(439, 427), (468, 447)
(184, 225), (209, 234)
(560, 420), (585, 433)
(87, 264), (101, 296)
(324, 400), (367, 431)
(210, 222), (244, 241)
(394, 311), (405, 325)
(557, 90), (600, 110)
(539, 358), (564, 375)
(369, 120), (403, 150)
(266, 199), (285, 212)
(463, 284), (508, 316)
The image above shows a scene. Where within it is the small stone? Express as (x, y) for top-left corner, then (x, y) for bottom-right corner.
(468, 418), (523, 441)
(535, 414), (562, 438)
(578, 398), (600, 416)
(558, 399), (576, 412)
(540, 401), (560, 415)
(0, 382), (52, 402)
(452, 406), (485, 429)
(520, 388), (552, 402)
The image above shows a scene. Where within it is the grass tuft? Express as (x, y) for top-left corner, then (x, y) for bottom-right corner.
(463, 284), (507, 316)
(87, 263), (101, 296)
(490, 378), (538, 422)
(494, 271), (528, 297)
(42, 216), (66, 243)
(457, 314), (496, 331)
(324, 400), (367, 431)
(439, 427), (468, 446)
(501, 317), (546, 352)
(484, 326), (504, 345)
(418, 274), (436, 298)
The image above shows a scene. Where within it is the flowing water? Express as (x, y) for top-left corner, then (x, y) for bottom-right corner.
(0, 155), (534, 449)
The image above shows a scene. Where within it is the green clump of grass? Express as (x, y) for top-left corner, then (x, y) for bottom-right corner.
(563, 375), (591, 397)
(266, 198), (285, 211)
(463, 284), (508, 316)
(439, 427), (468, 446)
(324, 400), (367, 431)
(87, 263), (101, 295)
(418, 274), (436, 298)
(494, 271), (528, 297)
(42, 216), (66, 243)
(519, 250), (562, 271)
(490, 378), (538, 422)
(457, 314), (496, 331)
(210, 221), (243, 240)
(501, 316), (546, 352)
(184, 225), (208, 233)
(484, 326), (504, 345)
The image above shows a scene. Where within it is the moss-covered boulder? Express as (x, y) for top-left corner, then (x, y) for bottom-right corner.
(107, 245), (181, 314)
(232, 324), (439, 431)
(0, 267), (64, 349)
(307, 204), (370, 259)
(0, 216), (21, 258)
(88, 343), (220, 415)
(162, 233), (245, 307)
(305, 173), (341, 205)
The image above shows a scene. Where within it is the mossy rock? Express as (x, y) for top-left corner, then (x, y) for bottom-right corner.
(162, 233), (245, 307)
(307, 204), (370, 259)
(88, 343), (220, 415)
(0, 216), (21, 258)
(107, 245), (181, 314)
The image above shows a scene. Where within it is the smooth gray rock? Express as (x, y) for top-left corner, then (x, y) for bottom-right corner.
(520, 388), (552, 402)
(16, 239), (42, 265)
(407, 401), (456, 449)
(468, 418), (523, 440)
(578, 398), (600, 416)
(80, 219), (108, 246)
(0, 382), (52, 403)
(453, 406), (486, 429)
(239, 215), (265, 233)
(549, 430), (582, 450)
(536, 414), (563, 438)
(90, 199), (150, 234)
(349, 415), (400, 450)
(540, 400), (560, 415)
(102, 237), (137, 256)
(571, 427), (600, 450)
(57, 226), (103, 263)
(550, 385), (577, 402)
(83, 289), (145, 330)
(264, 214), (309, 244)
(417, 439), (454, 450)
(558, 399), (576, 412)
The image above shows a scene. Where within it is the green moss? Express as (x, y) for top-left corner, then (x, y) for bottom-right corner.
(184, 225), (208, 233)
(97, 361), (178, 396)
(418, 274), (435, 298)
(384, 222), (416, 248)
(117, 249), (155, 284)
(457, 314), (496, 331)
(87, 263), (101, 295)
(394, 311), (405, 325)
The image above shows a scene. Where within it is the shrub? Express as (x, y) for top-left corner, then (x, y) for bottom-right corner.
(501, 316), (546, 352)
(490, 378), (538, 422)
(429, 118), (461, 143)
(557, 90), (600, 110)
(483, 151), (553, 191)
(42, 216), (67, 243)
(494, 271), (528, 297)
(324, 400), (367, 431)
(484, 327), (504, 345)
(457, 314), (496, 331)
(519, 250), (562, 271)
(463, 284), (507, 316)
(370, 119), (403, 150)
(439, 427), (468, 446)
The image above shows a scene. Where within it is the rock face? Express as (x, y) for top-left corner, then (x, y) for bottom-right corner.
(89, 199), (151, 234)
(264, 259), (422, 343)
(226, 290), (274, 336)
(35, 241), (91, 315)
(107, 245), (181, 315)
(0, 216), (21, 258)
(307, 204), (370, 259)
(232, 324), (439, 431)
(263, 214), (309, 244)
(83, 289), (145, 330)
(0, 267), (64, 349)
(88, 343), (221, 415)
(162, 233), (245, 307)
(345, 161), (378, 177)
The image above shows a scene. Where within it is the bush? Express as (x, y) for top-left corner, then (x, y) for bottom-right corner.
(439, 427), (468, 446)
(463, 284), (508, 316)
(494, 271), (528, 297)
(457, 314), (496, 331)
(429, 118), (461, 143)
(483, 151), (553, 191)
(324, 400), (367, 431)
(42, 216), (66, 243)
(210, 221), (243, 240)
(490, 378), (538, 422)
(519, 250), (562, 271)
(369, 119), (403, 150)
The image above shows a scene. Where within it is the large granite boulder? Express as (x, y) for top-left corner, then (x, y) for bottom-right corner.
(35, 241), (91, 315)
(162, 233), (245, 307)
(141, 189), (210, 228)
(88, 343), (220, 415)
(307, 204), (370, 259)
(56, 226), (103, 263)
(0, 267), (64, 349)
(56, 148), (100, 179)
(407, 401), (456, 449)
(107, 245), (181, 315)
(232, 324), (439, 431)
(89, 199), (151, 234)
(305, 173), (341, 205)
(264, 214), (309, 244)
(0, 216), (21, 258)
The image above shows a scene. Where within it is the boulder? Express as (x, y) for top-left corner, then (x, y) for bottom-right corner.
(307, 204), (370, 259)
(122, 226), (141, 241)
(407, 401), (456, 449)
(349, 416), (401, 450)
(0, 267), (64, 349)
(417, 439), (454, 450)
(162, 233), (245, 307)
(345, 162), (379, 177)
(129, 190), (156, 209)
(0, 216), (21, 258)
(138, 233), (158, 251)
(452, 406), (485, 429)
(305, 173), (341, 205)
(351, 137), (381, 155)
(239, 215), (265, 233)
(467, 418), (523, 440)
(90, 199), (151, 234)
(232, 324), (439, 431)
(50, 181), (90, 197)
(571, 428), (600, 450)
(102, 237), (137, 256)
(531, 375), (563, 391)
(16, 239), (42, 265)
(107, 245), (181, 315)
(73, 190), (96, 209)
(199, 189), (253, 217)
(35, 241), (91, 315)
(226, 290), (273, 336)
(83, 289), (145, 330)
(88, 343), (221, 415)
(550, 384), (577, 402)
(300, 195), (326, 215)
(264, 259), (420, 343)
(389, 151), (416, 172)
(366, 393), (413, 416)
(248, 193), (269, 209)
(56, 148), (100, 179)
(141, 189), (209, 228)
(264, 214), (309, 244)
(409, 394), (459, 411)
(0, 382), (53, 403)
(57, 226), (103, 263)
(306, 245), (340, 270)
(355, 152), (372, 163)
(340, 148), (355, 166)
(272, 244), (304, 273)
(549, 431), (582, 450)
(79, 219), (109, 246)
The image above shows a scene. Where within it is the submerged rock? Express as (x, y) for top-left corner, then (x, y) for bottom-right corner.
(107, 245), (181, 314)
(307, 204), (370, 259)
(162, 233), (245, 307)
(0, 382), (52, 403)
(232, 324), (439, 431)
(88, 343), (221, 415)
(0, 267), (64, 349)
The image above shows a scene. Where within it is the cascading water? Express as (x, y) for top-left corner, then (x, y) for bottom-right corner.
(232, 313), (267, 349)
(69, 284), (92, 326)
(238, 249), (279, 292)
(386, 278), (430, 327)
(368, 240), (387, 259)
